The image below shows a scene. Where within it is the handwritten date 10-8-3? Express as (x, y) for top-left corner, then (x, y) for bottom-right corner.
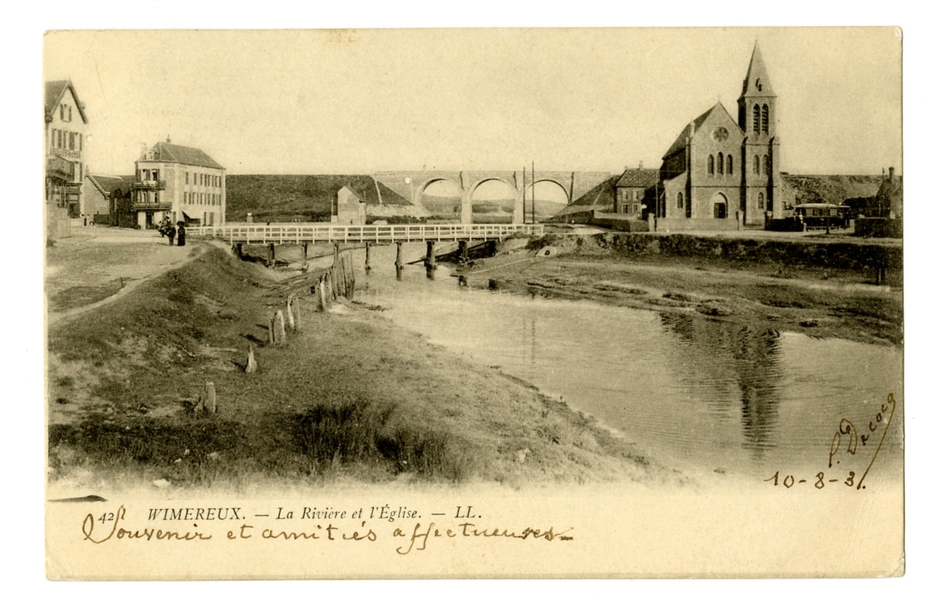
(764, 470), (856, 489)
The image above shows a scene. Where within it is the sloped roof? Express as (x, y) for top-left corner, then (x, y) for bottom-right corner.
(45, 80), (88, 124)
(139, 142), (225, 170)
(556, 175), (620, 214)
(616, 168), (659, 188)
(87, 174), (135, 197)
(339, 185), (367, 202)
(740, 41), (775, 98)
(662, 104), (720, 159)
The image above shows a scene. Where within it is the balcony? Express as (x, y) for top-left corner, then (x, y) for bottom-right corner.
(131, 201), (172, 211)
(50, 147), (82, 160)
(132, 179), (167, 190)
(47, 155), (74, 181)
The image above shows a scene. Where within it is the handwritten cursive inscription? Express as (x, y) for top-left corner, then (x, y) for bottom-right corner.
(83, 506), (213, 543)
(766, 393), (898, 491)
(395, 521), (574, 555)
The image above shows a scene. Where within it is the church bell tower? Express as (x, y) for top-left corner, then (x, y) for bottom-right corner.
(739, 42), (780, 222)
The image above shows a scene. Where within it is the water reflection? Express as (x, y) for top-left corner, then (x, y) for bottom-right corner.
(660, 314), (781, 460)
(350, 242), (902, 480)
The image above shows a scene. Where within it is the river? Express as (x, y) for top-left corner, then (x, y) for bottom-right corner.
(344, 243), (903, 485)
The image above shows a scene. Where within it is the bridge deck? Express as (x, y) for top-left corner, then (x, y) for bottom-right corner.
(189, 223), (545, 244)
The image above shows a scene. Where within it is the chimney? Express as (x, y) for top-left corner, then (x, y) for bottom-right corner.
(889, 167), (895, 181)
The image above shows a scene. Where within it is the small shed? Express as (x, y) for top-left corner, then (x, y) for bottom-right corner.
(334, 186), (367, 225)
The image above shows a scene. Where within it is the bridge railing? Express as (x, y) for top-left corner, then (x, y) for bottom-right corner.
(188, 223), (545, 244)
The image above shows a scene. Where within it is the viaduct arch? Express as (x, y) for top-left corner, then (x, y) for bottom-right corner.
(375, 170), (612, 224)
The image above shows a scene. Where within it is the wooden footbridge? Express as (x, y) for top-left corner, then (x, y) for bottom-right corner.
(189, 223), (545, 245)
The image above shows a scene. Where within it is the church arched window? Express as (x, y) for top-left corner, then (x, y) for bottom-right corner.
(677, 192), (684, 209)
(707, 155), (715, 176)
(753, 104), (761, 134)
(716, 153), (724, 175)
(726, 155), (733, 175)
(757, 192), (765, 209)
(762, 104), (770, 134)
(753, 155), (760, 175)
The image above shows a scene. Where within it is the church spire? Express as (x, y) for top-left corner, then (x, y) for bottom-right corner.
(740, 41), (775, 98)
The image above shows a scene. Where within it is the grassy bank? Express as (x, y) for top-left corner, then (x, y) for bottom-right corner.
(47, 247), (672, 491)
(454, 233), (902, 347)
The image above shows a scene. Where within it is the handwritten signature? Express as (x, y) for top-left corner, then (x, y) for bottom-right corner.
(765, 392), (897, 491)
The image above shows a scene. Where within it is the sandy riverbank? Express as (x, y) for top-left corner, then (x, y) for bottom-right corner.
(46, 241), (681, 492)
(453, 233), (903, 348)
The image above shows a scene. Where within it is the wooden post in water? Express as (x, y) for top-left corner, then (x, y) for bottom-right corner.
(458, 240), (468, 263)
(302, 243), (309, 261)
(244, 344), (257, 373)
(425, 241), (436, 269)
(268, 243), (276, 264)
(395, 242), (404, 271)
(365, 243), (372, 271)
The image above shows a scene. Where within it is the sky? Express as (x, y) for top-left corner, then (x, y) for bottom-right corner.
(43, 27), (902, 178)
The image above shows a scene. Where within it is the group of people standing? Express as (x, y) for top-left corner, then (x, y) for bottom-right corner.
(158, 217), (186, 246)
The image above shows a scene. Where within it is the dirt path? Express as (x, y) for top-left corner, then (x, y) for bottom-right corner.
(46, 227), (208, 326)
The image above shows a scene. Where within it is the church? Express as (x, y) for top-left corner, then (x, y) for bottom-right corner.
(649, 42), (782, 229)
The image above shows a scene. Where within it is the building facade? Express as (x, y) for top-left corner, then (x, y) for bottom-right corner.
(652, 43), (783, 229)
(614, 166), (659, 218)
(133, 140), (226, 228)
(334, 186), (367, 225)
(45, 80), (88, 237)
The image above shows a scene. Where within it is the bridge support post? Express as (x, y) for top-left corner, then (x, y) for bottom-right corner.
(458, 240), (468, 263)
(302, 243), (308, 261)
(268, 243), (276, 265)
(334, 243), (340, 262)
(425, 241), (437, 279)
(234, 243), (244, 259)
(365, 243), (372, 271)
(395, 242), (404, 272)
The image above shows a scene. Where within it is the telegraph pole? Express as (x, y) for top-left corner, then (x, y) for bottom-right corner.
(531, 161), (536, 225)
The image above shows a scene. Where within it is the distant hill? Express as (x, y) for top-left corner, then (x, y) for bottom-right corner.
(226, 174), (411, 222)
(781, 174), (883, 206)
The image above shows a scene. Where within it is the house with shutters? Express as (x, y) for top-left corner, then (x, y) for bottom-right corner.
(45, 80), (88, 238)
(133, 139), (226, 228)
